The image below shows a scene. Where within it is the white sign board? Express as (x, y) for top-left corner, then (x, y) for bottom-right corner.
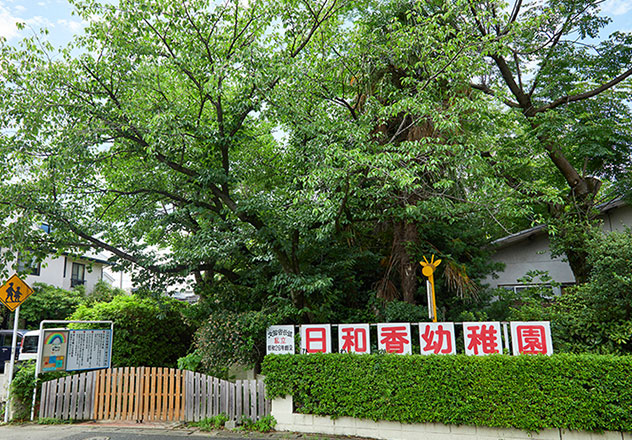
(338, 324), (370, 353)
(300, 324), (332, 353)
(266, 325), (295, 355)
(377, 323), (411, 354)
(419, 322), (456, 355)
(66, 329), (112, 371)
(463, 321), (502, 355)
(510, 321), (553, 355)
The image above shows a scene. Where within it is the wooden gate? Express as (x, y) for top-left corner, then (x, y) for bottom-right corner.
(38, 367), (270, 422)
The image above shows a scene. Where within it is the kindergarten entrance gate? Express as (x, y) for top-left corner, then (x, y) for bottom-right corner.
(38, 367), (270, 422)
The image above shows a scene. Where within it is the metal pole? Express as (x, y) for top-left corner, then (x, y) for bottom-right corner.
(4, 305), (20, 423)
(429, 275), (438, 323)
(426, 280), (433, 320)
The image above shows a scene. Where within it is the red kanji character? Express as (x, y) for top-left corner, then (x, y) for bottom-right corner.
(305, 327), (327, 353)
(421, 325), (452, 354)
(341, 327), (368, 353)
(466, 325), (499, 354)
(517, 325), (547, 354)
(380, 326), (409, 353)
(274, 337), (280, 344)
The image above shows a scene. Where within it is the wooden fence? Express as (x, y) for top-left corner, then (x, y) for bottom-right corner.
(38, 367), (270, 422)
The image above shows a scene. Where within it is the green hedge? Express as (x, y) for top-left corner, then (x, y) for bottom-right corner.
(262, 353), (632, 432)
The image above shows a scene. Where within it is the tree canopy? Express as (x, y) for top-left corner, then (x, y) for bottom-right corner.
(0, 0), (630, 331)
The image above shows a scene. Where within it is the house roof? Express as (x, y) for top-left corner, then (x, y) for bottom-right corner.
(491, 224), (547, 248)
(62, 251), (112, 266)
(491, 197), (627, 249)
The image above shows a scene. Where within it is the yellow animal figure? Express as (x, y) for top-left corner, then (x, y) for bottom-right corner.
(420, 255), (441, 322)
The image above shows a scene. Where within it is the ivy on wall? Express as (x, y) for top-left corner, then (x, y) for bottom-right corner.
(262, 353), (632, 432)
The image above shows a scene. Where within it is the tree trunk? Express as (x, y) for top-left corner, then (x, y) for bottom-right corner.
(393, 220), (419, 304)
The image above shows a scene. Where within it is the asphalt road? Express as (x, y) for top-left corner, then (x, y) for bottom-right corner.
(0, 423), (367, 440)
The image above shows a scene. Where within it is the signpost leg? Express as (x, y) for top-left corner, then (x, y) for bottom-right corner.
(4, 305), (20, 423)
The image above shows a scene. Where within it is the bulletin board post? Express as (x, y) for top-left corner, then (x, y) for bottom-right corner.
(30, 320), (114, 421)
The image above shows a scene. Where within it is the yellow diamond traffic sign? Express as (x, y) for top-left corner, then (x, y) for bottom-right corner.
(0, 274), (34, 312)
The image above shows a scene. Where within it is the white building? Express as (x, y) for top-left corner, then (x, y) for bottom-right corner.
(483, 199), (632, 292)
(3, 250), (113, 294)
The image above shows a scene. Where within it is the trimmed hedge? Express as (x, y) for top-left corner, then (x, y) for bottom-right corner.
(262, 353), (632, 432)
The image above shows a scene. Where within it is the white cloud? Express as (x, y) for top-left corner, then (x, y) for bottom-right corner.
(25, 15), (53, 29)
(602, 0), (632, 16)
(57, 18), (83, 32)
(0, 5), (21, 40)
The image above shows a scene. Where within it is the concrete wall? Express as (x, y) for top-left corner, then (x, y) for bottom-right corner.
(603, 204), (632, 233)
(272, 396), (631, 440)
(485, 233), (575, 289)
(484, 204), (632, 290)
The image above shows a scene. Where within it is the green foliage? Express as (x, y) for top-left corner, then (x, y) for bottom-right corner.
(84, 280), (126, 305)
(263, 353), (632, 432)
(9, 361), (37, 420)
(195, 306), (296, 377)
(177, 350), (204, 373)
(508, 230), (632, 354)
(19, 283), (85, 329)
(383, 300), (427, 323)
(238, 415), (277, 432)
(189, 414), (229, 430)
(36, 417), (74, 424)
(10, 361), (69, 421)
(70, 295), (193, 367)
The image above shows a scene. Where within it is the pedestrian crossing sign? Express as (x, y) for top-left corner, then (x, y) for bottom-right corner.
(0, 274), (34, 312)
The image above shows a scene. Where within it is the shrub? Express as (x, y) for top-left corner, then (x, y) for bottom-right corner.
(262, 353), (632, 432)
(239, 415), (277, 432)
(70, 295), (193, 367)
(189, 414), (229, 430)
(508, 230), (632, 354)
(9, 361), (69, 421)
(195, 307), (295, 377)
(19, 283), (85, 328)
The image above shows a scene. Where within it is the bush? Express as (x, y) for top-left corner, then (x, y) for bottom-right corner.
(262, 353), (632, 432)
(9, 361), (69, 421)
(189, 414), (229, 430)
(238, 415), (277, 432)
(19, 283), (85, 328)
(195, 307), (295, 377)
(70, 295), (194, 367)
(508, 231), (632, 354)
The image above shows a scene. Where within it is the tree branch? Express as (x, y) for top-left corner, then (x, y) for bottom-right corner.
(533, 67), (632, 113)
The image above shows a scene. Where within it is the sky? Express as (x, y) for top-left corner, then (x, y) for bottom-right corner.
(1, 0), (632, 49)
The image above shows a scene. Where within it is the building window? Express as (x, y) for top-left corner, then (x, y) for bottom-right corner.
(71, 262), (86, 287)
(17, 252), (40, 276)
(500, 284), (563, 297)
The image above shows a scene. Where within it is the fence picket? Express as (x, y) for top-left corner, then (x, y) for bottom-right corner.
(201, 374), (208, 419)
(85, 371), (95, 420)
(257, 380), (265, 420)
(39, 380), (48, 418)
(37, 368), (270, 423)
(174, 369), (182, 421)
(48, 378), (57, 418)
(67, 374), (77, 419)
(249, 380), (256, 420)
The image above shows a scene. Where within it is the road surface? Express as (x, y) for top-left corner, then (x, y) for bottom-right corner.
(0, 423), (369, 440)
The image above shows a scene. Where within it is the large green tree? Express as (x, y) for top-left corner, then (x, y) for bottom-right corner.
(466, 0), (632, 281)
(0, 0), (358, 319)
